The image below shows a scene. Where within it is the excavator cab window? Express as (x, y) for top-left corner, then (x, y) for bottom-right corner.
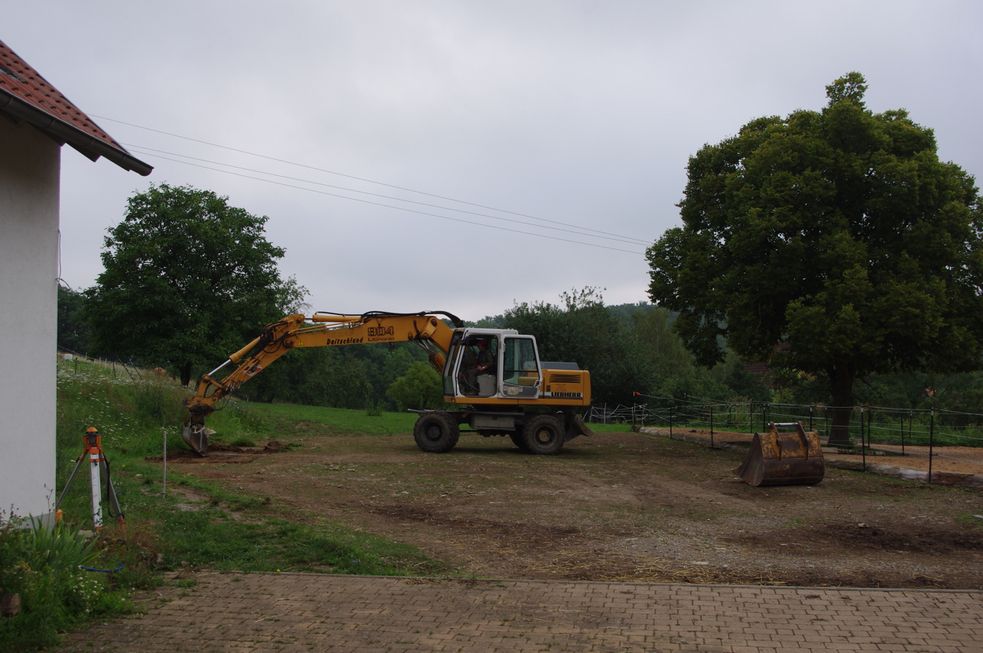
(443, 331), (464, 396)
(501, 336), (540, 399)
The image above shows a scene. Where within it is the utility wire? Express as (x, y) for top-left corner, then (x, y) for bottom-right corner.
(130, 148), (646, 255)
(124, 143), (647, 247)
(96, 114), (649, 245)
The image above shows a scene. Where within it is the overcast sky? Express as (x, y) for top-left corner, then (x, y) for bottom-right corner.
(5, 1), (982, 322)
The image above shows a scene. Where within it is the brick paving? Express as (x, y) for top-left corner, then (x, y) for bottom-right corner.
(58, 573), (983, 652)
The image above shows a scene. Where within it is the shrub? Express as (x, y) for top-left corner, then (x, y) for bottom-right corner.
(0, 520), (105, 650)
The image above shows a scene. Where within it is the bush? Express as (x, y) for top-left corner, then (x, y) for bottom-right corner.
(386, 362), (443, 411)
(0, 521), (110, 650)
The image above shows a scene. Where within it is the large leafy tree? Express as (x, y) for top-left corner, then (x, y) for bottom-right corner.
(88, 184), (305, 385)
(647, 73), (983, 444)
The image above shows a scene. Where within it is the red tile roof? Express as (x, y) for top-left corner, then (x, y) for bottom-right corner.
(0, 40), (151, 176)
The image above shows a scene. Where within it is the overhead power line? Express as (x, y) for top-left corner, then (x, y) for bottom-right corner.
(124, 143), (648, 247)
(128, 147), (646, 255)
(96, 114), (650, 246)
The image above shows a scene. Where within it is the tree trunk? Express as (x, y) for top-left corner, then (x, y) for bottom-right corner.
(828, 362), (855, 446)
(180, 362), (193, 387)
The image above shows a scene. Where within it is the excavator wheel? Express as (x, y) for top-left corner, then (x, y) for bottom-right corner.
(522, 415), (565, 455)
(413, 412), (460, 453)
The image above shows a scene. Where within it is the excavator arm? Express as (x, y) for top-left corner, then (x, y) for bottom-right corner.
(182, 311), (460, 454)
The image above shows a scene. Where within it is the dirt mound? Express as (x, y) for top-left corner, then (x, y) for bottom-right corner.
(146, 440), (292, 463)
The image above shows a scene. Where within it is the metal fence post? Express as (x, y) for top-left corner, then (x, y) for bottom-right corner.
(809, 405), (814, 431)
(901, 412), (908, 456)
(668, 404), (674, 440)
(861, 406), (867, 472)
(162, 427), (168, 496)
(709, 404), (714, 448)
(928, 408), (935, 484)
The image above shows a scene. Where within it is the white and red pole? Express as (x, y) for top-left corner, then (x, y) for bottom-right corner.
(84, 426), (104, 529)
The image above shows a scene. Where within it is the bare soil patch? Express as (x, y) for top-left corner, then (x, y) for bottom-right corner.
(165, 429), (983, 589)
(147, 440), (291, 465)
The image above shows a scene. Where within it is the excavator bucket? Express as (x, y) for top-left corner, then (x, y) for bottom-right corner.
(181, 422), (213, 456)
(567, 413), (594, 441)
(736, 422), (824, 487)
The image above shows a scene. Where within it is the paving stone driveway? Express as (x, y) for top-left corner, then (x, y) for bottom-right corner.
(58, 573), (983, 652)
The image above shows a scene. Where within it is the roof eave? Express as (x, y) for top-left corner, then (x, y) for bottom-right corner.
(0, 90), (152, 176)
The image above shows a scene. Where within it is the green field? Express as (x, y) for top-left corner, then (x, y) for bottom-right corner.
(239, 400), (627, 437)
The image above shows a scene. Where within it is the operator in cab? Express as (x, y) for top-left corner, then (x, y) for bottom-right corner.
(461, 336), (496, 395)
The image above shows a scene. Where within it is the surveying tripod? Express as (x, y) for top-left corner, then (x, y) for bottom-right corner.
(56, 426), (124, 529)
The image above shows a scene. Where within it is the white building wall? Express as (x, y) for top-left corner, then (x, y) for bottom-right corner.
(0, 118), (60, 523)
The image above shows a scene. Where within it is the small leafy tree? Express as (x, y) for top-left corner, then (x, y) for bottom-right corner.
(647, 73), (983, 444)
(87, 184), (305, 385)
(386, 361), (444, 410)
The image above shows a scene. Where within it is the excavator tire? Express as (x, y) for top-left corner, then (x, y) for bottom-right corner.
(522, 415), (565, 455)
(413, 412), (460, 453)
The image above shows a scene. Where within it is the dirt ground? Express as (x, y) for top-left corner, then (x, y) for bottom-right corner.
(162, 429), (983, 589)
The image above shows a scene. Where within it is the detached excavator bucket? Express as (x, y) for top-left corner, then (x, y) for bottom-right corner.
(567, 413), (594, 441)
(736, 422), (824, 487)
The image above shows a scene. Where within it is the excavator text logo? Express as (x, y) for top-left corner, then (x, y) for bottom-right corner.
(368, 326), (395, 340)
(326, 337), (363, 346)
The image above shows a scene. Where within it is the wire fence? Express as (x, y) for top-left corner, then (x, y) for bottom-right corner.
(58, 349), (169, 384)
(586, 396), (983, 485)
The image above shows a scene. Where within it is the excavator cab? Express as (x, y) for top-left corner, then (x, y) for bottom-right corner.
(443, 328), (543, 400)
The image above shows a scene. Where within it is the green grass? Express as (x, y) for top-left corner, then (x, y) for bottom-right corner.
(156, 505), (440, 575)
(242, 400), (629, 434)
(242, 401), (421, 435)
(956, 513), (983, 529)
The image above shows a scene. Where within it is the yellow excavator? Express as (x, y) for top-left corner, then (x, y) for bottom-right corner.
(183, 310), (592, 456)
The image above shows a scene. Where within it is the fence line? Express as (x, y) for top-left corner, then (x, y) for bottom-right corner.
(586, 398), (983, 485)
